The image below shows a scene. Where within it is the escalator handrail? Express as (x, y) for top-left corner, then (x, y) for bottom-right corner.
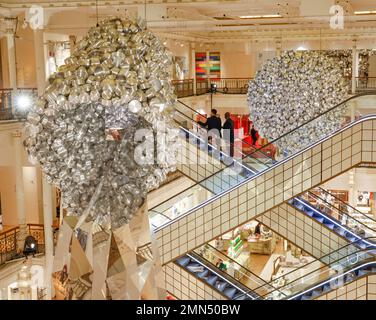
(154, 112), (376, 233)
(317, 187), (376, 223)
(304, 191), (376, 235)
(283, 254), (375, 300)
(287, 260), (376, 300)
(237, 236), (376, 300)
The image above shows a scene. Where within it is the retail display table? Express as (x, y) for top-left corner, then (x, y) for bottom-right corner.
(247, 236), (276, 255)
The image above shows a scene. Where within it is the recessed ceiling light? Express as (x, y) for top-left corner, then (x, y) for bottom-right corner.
(262, 14), (282, 18)
(354, 10), (376, 15)
(239, 14), (281, 19)
(239, 15), (262, 19)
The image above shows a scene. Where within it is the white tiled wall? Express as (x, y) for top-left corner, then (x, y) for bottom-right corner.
(177, 137), (226, 182)
(164, 262), (228, 300)
(158, 120), (376, 265)
(258, 203), (349, 261)
(315, 274), (376, 300)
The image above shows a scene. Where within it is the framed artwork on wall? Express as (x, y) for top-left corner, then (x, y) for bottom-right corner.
(195, 52), (221, 80)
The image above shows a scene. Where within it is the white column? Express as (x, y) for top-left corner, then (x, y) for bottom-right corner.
(6, 32), (17, 114)
(276, 37), (282, 56)
(34, 28), (53, 299)
(42, 177), (53, 300)
(352, 41), (358, 95)
(191, 43), (196, 95)
(33, 29), (47, 95)
(6, 33), (17, 91)
(12, 131), (27, 250)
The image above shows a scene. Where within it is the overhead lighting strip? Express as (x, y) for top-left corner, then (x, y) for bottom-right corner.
(354, 11), (376, 15)
(239, 14), (281, 19)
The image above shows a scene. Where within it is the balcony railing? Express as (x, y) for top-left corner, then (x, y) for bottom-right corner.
(0, 224), (45, 266)
(171, 79), (194, 98)
(356, 77), (376, 91)
(173, 78), (252, 98)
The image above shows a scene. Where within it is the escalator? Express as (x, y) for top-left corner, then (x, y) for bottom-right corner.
(175, 253), (254, 300)
(174, 243), (280, 300)
(172, 100), (272, 183)
(152, 93), (376, 265)
(171, 232), (376, 300)
(262, 239), (376, 300)
(289, 187), (376, 253)
(222, 238), (376, 300)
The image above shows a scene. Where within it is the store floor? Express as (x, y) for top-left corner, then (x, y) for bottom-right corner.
(242, 239), (285, 285)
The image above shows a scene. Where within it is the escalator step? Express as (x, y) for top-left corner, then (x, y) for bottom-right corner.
(296, 204), (305, 211)
(345, 273), (356, 283)
(334, 227), (347, 236)
(223, 288), (237, 299)
(322, 284), (331, 292)
(301, 295), (312, 300)
(324, 223), (335, 230)
(207, 276), (219, 286)
(345, 235), (357, 242)
(176, 256), (191, 267)
(197, 270), (209, 278)
(312, 289), (322, 297)
(186, 263), (205, 273)
(357, 242), (368, 250)
(358, 269), (371, 276)
(304, 210), (314, 217)
(215, 281), (228, 292)
(313, 216), (325, 223)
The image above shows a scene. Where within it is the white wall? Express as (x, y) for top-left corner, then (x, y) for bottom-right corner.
(322, 168), (376, 196)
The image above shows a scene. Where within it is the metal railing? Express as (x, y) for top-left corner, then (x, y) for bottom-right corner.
(356, 77), (376, 91)
(0, 224), (45, 266)
(209, 78), (250, 94)
(172, 78), (252, 98)
(172, 79), (194, 98)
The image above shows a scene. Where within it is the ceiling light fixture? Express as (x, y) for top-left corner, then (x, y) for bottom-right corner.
(354, 11), (376, 15)
(239, 14), (281, 19)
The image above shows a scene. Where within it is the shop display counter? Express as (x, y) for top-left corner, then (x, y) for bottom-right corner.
(247, 236), (276, 255)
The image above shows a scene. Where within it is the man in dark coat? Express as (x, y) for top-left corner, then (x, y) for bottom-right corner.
(198, 109), (222, 137)
(223, 112), (234, 157)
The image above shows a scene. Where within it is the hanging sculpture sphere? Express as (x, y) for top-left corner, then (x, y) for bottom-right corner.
(24, 17), (180, 228)
(247, 51), (350, 155)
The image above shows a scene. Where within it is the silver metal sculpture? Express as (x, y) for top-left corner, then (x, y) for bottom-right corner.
(24, 17), (180, 228)
(247, 51), (350, 155)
